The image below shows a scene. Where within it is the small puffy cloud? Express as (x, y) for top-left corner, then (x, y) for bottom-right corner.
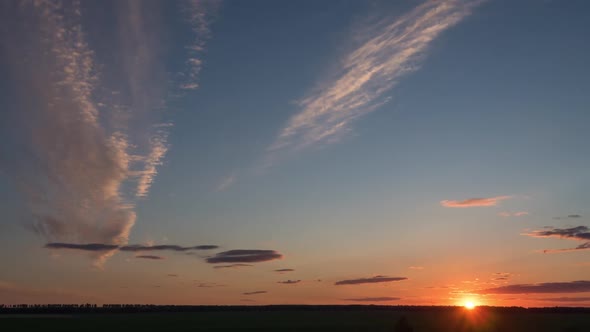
(335, 275), (408, 286)
(136, 255), (164, 260)
(243, 291), (267, 295)
(343, 297), (400, 302)
(477, 281), (590, 294)
(213, 264), (253, 269)
(441, 196), (511, 208)
(278, 280), (301, 285)
(206, 250), (283, 264)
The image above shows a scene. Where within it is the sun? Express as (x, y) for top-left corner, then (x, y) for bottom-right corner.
(464, 301), (476, 310)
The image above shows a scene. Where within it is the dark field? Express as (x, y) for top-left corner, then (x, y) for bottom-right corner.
(1, 307), (590, 332)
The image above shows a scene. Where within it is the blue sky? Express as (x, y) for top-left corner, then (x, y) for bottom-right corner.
(0, 0), (589, 306)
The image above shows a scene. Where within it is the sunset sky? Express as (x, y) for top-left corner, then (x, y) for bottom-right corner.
(1, 0), (589, 307)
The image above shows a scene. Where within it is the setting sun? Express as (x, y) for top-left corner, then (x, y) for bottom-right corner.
(464, 301), (476, 310)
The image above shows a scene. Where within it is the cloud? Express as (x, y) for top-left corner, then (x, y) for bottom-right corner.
(206, 250), (283, 264)
(335, 276), (408, 286)
(536, 297), (590, 302)
(477, 281), (590, 294)
(213, 264), (253, 269)
(45, 243), (118, 251)
(441, 196), (511, 208)
(343, 297), (401, 302)
(195, 282), (226, 288)
(136, 255), (164, 260)
(408, 266), (424, 270)
(243, 291), (267, 295)
(499, 211), (529, 217)
(568, 214), (582, 218)
(274, 268), (295, 273)
(179, 0), (220, 90)
(0, 1), (215, 265)
(45, 242), (219, 256)
(215, 173), (236, 192)
(524, 226), (590, 253)
(120, 244), (219, 252)
(266, 0), (483, 161)
(278, 280), (301, 285)
(167, 274), (178, 277)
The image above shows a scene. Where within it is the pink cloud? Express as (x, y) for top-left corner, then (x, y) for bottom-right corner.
(440, 196), (511, 208)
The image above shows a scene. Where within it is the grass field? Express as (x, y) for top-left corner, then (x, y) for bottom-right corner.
(1, 309), (589, 331)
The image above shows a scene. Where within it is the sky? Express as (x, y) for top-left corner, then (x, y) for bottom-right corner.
(0, 0), (589, 307)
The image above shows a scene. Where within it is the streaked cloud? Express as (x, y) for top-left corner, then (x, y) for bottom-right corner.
(335, 275), (408, 286)
(536, 297), (590, 302)
(45, 242), (219, 255)
(477, 281), (590, 294)
(120, 244), (219, 252)
(45, 243), (118, 251)
(0, 0), (215, 265)
(216, 172), (236, 192)
(274, 268), (295, 273)
(499, 211), (529, 217)
(343, 297), (401, 302)
(554, 214), (582, 220)
(136, 255), (164, 260)
(213, 263), (253, 269)
(277, 280), (301, 285)
(206, 250), (283, 264)
(167, 274), (179, 277)
(243, 291), (267, 295)
(441, 196), (511, 208)
(524, 226), (590, 253)
(408, 266), (424, 270)
(267, 0), (483, 159)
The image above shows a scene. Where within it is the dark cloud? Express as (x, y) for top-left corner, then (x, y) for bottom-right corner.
(206, 250), (283, 264)
(537, 297), (590, 302)
(335, 276), (408, 286)
(274, 268), (295, 273)
(167, 274), (178, 277)
(120, 244), (219, 252)
(136, 255), (164, 260)
(278, 280), (301, 284)
(45, 242), (219, 257)
(243, 291), (267, 295)
(45, 243), (118, 251)
(213, 263), (253, 269)
(524, 226), (590, 253)
(477, 281), (590, 294)
(494, 277), (509, 281)
(343, 297), (401, 302)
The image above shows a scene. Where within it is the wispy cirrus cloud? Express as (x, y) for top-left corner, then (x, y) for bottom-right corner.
(524, 226), (590, 253)
(343, 297), (400, 302)
(476, 281), (590, 294)
(267, 0), (483, 160)
(335, 275), (408, 286)
(0, 1), (216, 265)
(441, 196), (511, 208)
(499, 211), (529, 217)
(215, 172), (236, 192)
(206, 250), (283, 264)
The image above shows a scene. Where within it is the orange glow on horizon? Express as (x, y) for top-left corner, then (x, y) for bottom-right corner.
(464, 301), (476, 310)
